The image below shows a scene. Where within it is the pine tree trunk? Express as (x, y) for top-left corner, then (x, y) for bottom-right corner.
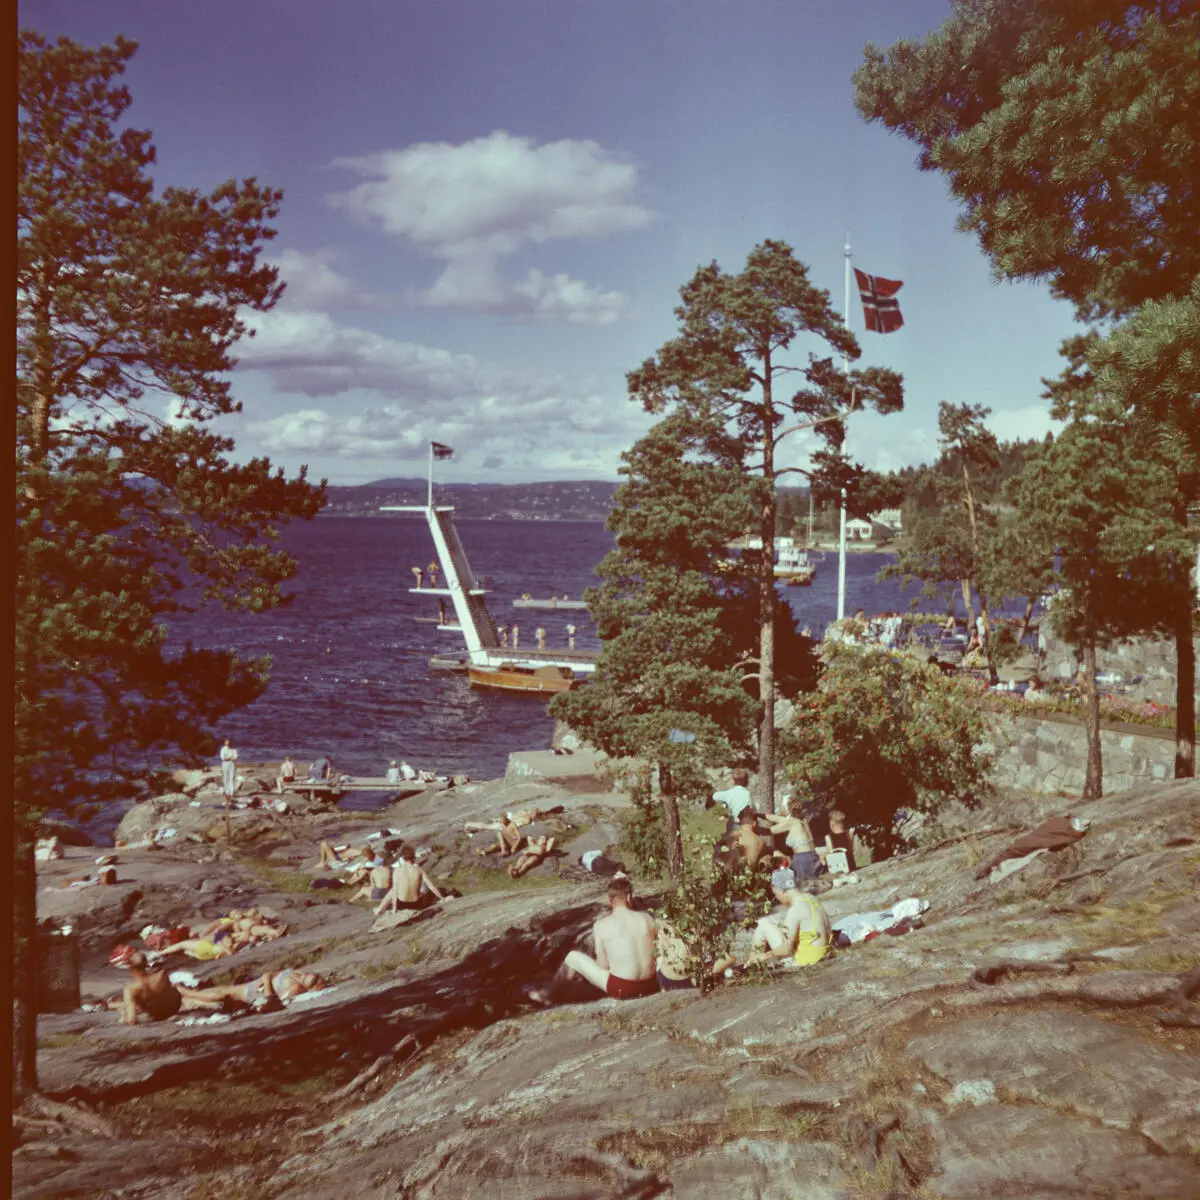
(658, 764), (683, 883)
(977, 589), (998, 684)
(1173, 598), (1195, 778)
(1020, 594), (1037, 643)
(12, 824), (39, 1100)
(960, 579), (976, 631)
(1081, 630), (1103, 799)
(757, 384), (778, 814)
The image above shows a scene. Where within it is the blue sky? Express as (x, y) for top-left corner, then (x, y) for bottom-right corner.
(22, 0), (1078, 485)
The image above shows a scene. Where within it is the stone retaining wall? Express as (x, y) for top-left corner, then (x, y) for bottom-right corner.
(987, 712), (1176, 795)
(1039, 627), (1198, 708)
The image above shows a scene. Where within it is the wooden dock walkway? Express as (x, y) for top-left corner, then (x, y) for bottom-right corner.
(280, 778), (445, 801)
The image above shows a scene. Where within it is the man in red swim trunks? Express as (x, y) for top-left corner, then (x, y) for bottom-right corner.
(529, 875), (658, 1004)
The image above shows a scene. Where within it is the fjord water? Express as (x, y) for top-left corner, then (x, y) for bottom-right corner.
(168, 517), (931, 781)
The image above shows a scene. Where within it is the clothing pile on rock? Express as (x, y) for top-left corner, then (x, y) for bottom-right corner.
(830, 897), (930, 947)
(141, 924), (192, 951)
(974, 814), (1090, 882)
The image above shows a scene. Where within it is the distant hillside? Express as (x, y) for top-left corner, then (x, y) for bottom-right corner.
(322, 479), (620, 521)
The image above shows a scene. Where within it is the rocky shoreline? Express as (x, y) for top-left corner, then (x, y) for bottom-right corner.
(17, 748), (1200, 1199)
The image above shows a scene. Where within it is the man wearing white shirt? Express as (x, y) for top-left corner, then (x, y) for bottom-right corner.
(710, 768), (752, 824)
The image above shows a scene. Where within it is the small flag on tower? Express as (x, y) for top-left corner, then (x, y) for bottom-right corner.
(853, 268), (904, 334)
(431, 441), (454, 460)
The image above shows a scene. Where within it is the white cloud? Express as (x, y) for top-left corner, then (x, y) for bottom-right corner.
(266, 248), (386, 311)
(234, 309), (652, 470)
(235, 310), (504, 399)
(326, 132), (649, 324)
(985, 404), (1063, 445)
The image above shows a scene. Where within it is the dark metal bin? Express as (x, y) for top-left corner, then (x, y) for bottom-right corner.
(37, 929), (81, 1014)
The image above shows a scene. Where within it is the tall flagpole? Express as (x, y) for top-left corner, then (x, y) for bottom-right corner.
(837, 233), (851, 622)
(427, 441), (433, 510)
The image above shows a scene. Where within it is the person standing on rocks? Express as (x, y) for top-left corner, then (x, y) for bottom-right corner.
(529, 875), (658, 1004)
(219, 739), (238, 797)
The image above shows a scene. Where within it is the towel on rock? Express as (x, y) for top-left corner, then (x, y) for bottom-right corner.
(974, 815), (1089, 881)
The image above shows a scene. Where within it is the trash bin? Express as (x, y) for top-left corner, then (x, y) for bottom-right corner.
(37, 928), (81, 1014)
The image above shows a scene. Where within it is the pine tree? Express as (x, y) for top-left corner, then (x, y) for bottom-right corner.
(549, 416), (761, 882)
(1043, 308), (1200, 775)
(1006, 414), (1191, 796)
(627, 241), (903, 812)
(855, 3), (1199, 773)
(853, 0), (1199, 323)
(14, 31), (324, 1098)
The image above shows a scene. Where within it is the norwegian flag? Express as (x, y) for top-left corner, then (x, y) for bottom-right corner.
(854, 268), (904, 334)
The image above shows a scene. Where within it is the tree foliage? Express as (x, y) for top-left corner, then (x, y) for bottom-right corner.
(853, 0), (1200, 323)
(15, 30), (324, 1097)
(1044, 318), (1199, 773)
(550, 415), (762, 880)
(626, 240), (903, 811)
(1005, 412), (1193, 795)
(780, 644), (994, 850)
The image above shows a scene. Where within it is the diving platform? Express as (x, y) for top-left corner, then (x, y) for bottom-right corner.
(382, 504), (597, 677)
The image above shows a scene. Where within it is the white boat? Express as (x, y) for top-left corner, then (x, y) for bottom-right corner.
(774, 538), (816, 585)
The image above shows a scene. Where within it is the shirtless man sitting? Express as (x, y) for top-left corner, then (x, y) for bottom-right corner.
(375, 844), (449, 915)
(276, 755), (296, 793)
(528, 876), (658, 1004)
(475, 813), (524, 859)
(507, 835), (556, 879)
(108, 951), (183, 1024)
(178, 967), (327, 1012)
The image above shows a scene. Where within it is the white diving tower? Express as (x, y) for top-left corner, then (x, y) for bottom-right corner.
(382, 504), (597, 674)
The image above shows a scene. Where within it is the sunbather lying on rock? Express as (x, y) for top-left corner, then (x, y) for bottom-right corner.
(463, 805), (565, 834)
(508, 835), (556, 878)
(318, 840), (375, 870)
(171, 909), (287, 961)
(107, 951), (183, 1024)
(528, 876), (658, 1005)
(177, 967), (328, 1012)
(60, 866), (119, 888)
(375, 844), (449, 915)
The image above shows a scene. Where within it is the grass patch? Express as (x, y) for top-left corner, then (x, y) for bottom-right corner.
(441, 865), (568, 894)
(37, 1033), (88, 1050)
(613, 802), (728, 892)
(594, 1103), (829, 1171)
(359, 940), (426, 978)
(1066, 888), (1193, 950)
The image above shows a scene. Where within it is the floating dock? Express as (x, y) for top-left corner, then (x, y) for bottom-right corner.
(511, 598), (588, 610)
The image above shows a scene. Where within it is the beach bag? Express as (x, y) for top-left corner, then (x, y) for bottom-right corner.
(825, 848), (850, 875)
